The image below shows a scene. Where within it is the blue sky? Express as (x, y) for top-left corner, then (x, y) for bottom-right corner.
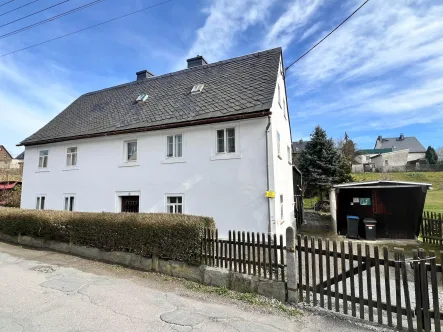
(1, 0), (443, 157)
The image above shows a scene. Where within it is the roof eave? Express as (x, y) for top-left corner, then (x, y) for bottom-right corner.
(18, 109), (272, 147)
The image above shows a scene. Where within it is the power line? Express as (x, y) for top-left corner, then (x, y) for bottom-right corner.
(0, 0), (15, 8)
(0, 0), (40, 17)
(0, 0), (70, 28)
(285, 0), (371, 72)
(0, 0), (174, 57)
(0, 0), (106, 40)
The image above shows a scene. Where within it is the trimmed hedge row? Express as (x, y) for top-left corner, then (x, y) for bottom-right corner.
(0, 208), (215, 265)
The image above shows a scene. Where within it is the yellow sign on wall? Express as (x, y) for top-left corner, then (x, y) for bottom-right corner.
(265, 191), (275, 198)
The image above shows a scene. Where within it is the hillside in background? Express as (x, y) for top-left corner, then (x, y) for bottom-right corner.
(353, 172), (443, 214)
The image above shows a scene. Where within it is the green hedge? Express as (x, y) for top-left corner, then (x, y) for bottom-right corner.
(0, 208), (215, 265)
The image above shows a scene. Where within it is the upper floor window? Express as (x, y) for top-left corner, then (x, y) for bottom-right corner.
(38, 150), (48, 168)
(278, 84), (281, 107)
(64, 195), (75, 211)
(66, 147), (77, 166)
(125, 140), (137, 162)
(167, 134), (183, 158)
(36, 196), (45, 210)
(287, 145), (291, 164)
(277, 131), (281, 158)
(283, 99), (287, 120)
(166, 195), (183, 214)
(217, 128), (235, 154)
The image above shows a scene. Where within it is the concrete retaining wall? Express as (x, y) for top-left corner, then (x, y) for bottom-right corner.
(0, 233), (287, 302)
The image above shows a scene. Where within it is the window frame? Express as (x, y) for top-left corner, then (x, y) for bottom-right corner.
(287, 145), (292, 164)
(166, 134), (183, 159)
(165, 194), (184, 214)
(384, 159), (389, 166)
(283, 98), (287, 120)
(36, 195), (46, 210)
(277, 131), (281, 159)
(63, 194), (75, 211)
(280, 194), (284, 220)
(191, 84), (204, 94)
(66, 146), (78, 167)
(38, 149), (49, 168)
(278, 84), (281, 107)
(216, 128), (236, 154)
(124, 139), (138, 163)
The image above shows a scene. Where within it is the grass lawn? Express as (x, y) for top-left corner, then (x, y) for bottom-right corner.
(353, 172), (443, 214)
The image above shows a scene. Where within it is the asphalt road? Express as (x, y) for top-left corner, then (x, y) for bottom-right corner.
(0, 241), (378, 332)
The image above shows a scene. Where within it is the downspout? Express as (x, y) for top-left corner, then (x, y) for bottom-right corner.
(265, 116), (272, 233)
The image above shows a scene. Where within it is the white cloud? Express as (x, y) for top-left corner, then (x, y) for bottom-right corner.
(175, 0), (274, 68)
(286, 0), (443, 138)
(263, 0), (322, 49)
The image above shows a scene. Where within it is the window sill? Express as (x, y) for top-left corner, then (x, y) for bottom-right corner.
(211, 153), (242, 161)
(35, 169), (50, 173)
(62, 167), (79, 171)
(161, 158), (187, 164)
(118, 162), (140, 168)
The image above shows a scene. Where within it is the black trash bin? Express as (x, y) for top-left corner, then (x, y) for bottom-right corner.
(363, 218), (377, 240)
(346, 215), (360, 239)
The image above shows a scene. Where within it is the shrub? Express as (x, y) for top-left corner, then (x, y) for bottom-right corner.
(0, 208), (214, 265)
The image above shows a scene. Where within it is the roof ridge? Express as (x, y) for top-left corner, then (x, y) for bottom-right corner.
(82, 47), (282, 97)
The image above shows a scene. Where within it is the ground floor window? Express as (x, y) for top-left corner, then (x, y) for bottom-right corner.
(166, 195), (183, 214)
(64, 196), (75, 211)
(121, 196), (139, 213)
(280, 194), (284, 220)
(36, 196), (45, 210)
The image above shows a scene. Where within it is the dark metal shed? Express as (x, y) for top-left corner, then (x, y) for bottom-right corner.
(330, 181), (432, 239)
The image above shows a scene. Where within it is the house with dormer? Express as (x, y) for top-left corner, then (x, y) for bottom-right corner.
(19, 48), (294, 236)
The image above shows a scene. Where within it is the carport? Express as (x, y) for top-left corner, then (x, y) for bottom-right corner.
(329, 181), (432, 239)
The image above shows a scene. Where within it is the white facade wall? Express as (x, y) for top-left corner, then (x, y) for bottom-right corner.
(267, 57), (295, 236)
(407, 152), (425, 162)
(21, 116), (291, 237)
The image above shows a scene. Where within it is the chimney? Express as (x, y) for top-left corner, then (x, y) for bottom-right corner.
(399, 133), (405, 140)
(378, 135), (382, 141)
(136, 70), (155, 81)
(186, 55), (208, 68)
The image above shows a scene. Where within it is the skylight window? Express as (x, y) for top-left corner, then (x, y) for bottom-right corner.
(136, 93), (149, 102)
(191, 84), (204, 94)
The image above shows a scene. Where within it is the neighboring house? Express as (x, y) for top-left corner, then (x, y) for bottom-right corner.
(374, 134), (426, 163)
(0, 145), (13, 168)
(19, 48), (294, 237)
(291, 140), (309, 167)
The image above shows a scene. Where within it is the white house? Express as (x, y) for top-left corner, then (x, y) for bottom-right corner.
(19, 48), (294, 237)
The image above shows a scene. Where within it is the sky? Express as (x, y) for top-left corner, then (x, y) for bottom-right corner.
(1, 0), (443, 157)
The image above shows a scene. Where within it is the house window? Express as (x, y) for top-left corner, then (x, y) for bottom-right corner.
(278, 84), (281, 107)
(66, 147), (77, 166)
(277, 131), (281, 158)
(38, 150), (48, 168)
(283, 99), (287, 119)
(166, 195), (183, 214)
(36, 196), (45, 210)
(191, 84), (204, 94)
(385, 160), (389, 166)
(64, 196), (75, 211)
(280, 195), (284, 220)
(287, 145), (291, 164)
(125, 140), (137, 162)
(167, 134), (183, 158)
(216, 128), (235, 154)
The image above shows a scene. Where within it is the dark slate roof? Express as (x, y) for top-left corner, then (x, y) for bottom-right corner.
(292, 141), (309, 153)
(15, 151), (24, 160)
(20, 48), (282, 146)
(374, 136), (425, 153)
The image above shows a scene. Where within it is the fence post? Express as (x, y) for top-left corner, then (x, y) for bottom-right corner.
(286, 226), (297, 303)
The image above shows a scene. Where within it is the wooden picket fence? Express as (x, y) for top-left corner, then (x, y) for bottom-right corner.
(422, 211), (443, 245)
(296, 235), (443, 332)
(201, 229), (286, 282)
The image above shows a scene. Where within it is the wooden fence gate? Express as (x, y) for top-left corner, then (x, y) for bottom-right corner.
(296, 235), (443, 332)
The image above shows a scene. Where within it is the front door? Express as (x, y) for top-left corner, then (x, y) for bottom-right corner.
(121, 196), (139, 213)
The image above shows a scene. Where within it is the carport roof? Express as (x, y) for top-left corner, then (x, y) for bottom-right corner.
(334, 180), (432, 189)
